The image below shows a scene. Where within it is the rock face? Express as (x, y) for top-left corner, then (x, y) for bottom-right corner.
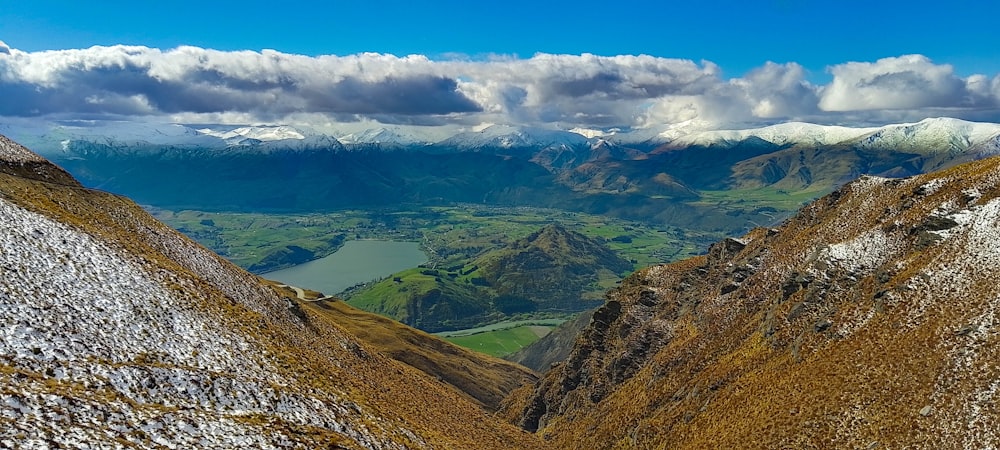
(0, 136), (544, 449)
(506, 309), (596, 372)
(503, 156), (1000, 448)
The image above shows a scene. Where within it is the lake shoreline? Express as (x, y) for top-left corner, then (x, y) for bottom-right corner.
(261, 240), (428, 296)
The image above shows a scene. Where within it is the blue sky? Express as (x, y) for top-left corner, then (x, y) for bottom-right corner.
(1, 0), (999, 130)
(5, 0), (999, 78)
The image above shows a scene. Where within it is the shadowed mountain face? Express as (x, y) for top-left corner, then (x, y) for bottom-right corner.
(0, 135), (546, 449)
(502, 156), (1000, 448)
(505, 309), (596, 372)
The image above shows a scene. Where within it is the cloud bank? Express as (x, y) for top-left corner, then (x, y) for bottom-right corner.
(1, 43), (998, 130)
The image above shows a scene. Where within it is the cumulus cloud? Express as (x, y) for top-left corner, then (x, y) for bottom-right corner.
(819, 55), (999, 111)
(737, 62), (819, 118)
(0, 42), (998, 130)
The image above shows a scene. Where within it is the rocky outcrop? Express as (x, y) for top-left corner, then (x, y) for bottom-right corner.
(504, 158), (1000, 449)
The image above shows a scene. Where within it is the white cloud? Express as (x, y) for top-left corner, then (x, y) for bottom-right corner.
(819, 55), (997, 111)
(0, 42), (998, 130)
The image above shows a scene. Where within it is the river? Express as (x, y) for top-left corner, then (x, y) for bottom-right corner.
(261, 240), (427, 295)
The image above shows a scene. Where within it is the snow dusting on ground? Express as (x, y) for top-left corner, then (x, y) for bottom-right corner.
(0, 135), (46, 164)
(0, 197), (395, 448)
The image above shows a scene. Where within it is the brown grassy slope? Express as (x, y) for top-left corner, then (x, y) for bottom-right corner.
(0, 139), (547, 448)
(276, 290), (538, 412)
(504, 156), (1000, 449)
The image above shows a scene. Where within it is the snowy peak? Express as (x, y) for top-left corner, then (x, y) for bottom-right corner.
(196, 125), (306, 142)
(857, 117), (1000, 154)
(669, 122), (879, 148)
(665, 118), (1000, 154)
(338, 127), (431, 146)
(438, 124), (591, 150)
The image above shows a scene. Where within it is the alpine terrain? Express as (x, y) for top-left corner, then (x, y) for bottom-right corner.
(502, 154), (1000, 448)
(0, 134), (543, 448)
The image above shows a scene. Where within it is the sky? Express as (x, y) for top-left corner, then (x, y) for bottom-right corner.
(1, 0), (1000, 133)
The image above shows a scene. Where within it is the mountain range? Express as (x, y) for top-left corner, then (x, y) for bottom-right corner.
(6, 117), (1000, 154)
(5, 128), (1000, 446)
(10, 117), (998, 240)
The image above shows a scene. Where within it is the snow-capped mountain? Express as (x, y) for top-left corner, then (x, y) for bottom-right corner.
(436, 124), (591, 150)
(668, 122), (880, 148)
(337, 127), (433, 147)
(855, 117), (1000, 154)
(4, 117), (1000, 162)
(664, 118), (1000, 154)
(196, 125), (306, 142)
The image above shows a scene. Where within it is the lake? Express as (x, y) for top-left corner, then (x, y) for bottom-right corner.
(261, 240), (427, 295)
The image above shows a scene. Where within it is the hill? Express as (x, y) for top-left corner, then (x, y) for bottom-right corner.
(502, 155), (1000, 448)
(279, 290), (537, 412)
(0, 135), (545, 448)
(475, 223), (633, 311)
(345, 223), (632, 332)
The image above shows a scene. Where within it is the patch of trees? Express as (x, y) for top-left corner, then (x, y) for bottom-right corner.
(495, 295), (537, 315)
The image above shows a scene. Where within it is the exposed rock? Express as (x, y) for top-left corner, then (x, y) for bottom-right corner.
(503, 156), (1000, 449)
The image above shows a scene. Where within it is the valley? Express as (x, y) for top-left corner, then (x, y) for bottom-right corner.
(64, 117), (1000, 352)
(150, 205), (716, 276)
(3, 17), (1000, 447)
(5, 116), (1000, 446)
(152, 204), (720, 339)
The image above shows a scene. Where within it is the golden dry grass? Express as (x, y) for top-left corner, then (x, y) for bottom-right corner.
(506, 156), (1000, 449)
(0, 156), (550, 449)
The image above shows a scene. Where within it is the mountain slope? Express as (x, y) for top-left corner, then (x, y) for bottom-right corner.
(294, 296), (537, 411)
(0, 136), (544, 448)
(503, 155), (1000, 448)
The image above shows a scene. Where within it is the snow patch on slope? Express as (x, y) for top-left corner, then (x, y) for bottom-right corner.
(0, 197), (396, 447)
(197, 125), (305, 142)
(0, 135), (46, 164)
(821, 229), (901, 274)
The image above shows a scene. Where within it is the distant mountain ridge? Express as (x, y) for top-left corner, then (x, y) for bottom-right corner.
(9, 116), (1000, 239)
(8, 117), (1000, 155)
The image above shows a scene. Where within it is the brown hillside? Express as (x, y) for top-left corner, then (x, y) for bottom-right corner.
(504, 156), (1000, 449)
(0, 136), (546, 449)
(281, 292), (539, 412)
